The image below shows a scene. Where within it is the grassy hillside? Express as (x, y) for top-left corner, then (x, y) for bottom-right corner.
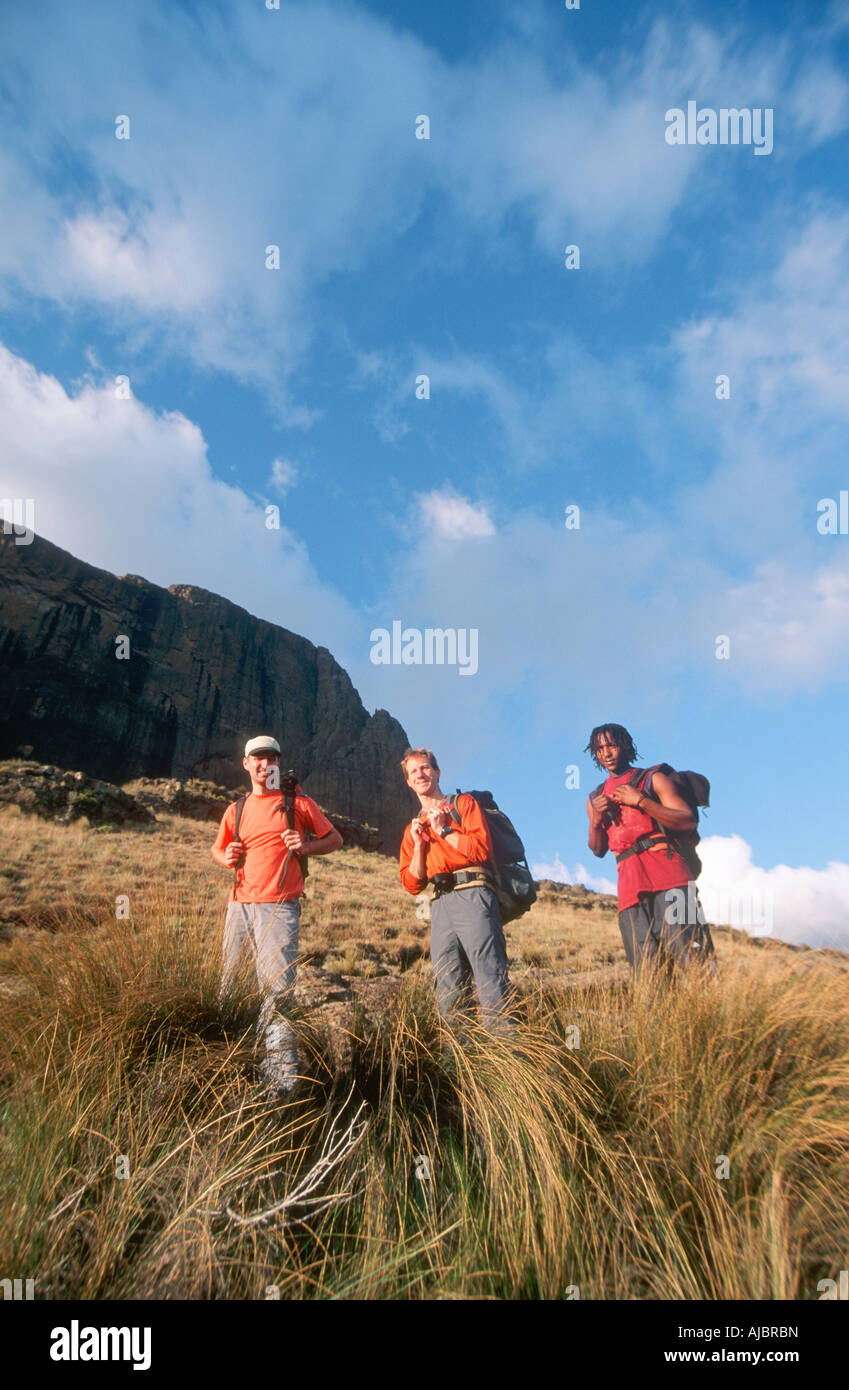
(1, 806), (847, 1299)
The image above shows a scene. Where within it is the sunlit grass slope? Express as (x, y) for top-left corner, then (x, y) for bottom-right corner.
(1, 809), (847, 1299)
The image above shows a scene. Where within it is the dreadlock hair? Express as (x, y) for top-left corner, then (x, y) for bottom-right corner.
(585, 723), (639, 770)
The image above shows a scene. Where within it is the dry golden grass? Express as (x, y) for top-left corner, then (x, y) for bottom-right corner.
(0, 805), (620, 981)
(1, 807), (848, 1300)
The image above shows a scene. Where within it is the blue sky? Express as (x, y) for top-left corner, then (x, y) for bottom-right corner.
(2, 0), (849, 944)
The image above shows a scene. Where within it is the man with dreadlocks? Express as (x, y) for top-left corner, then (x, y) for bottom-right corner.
(585, 723), (714, 976)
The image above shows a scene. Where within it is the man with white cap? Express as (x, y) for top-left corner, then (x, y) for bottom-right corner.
(212, 736), (343, 1095)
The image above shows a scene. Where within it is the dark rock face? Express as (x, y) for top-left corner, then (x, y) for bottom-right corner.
(0, 534), (417, 850)
(0, 761), (156, 828)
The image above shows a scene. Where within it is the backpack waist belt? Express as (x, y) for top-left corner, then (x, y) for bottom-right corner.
(431, 869), (495, 898)
(615, 833), (668, 864)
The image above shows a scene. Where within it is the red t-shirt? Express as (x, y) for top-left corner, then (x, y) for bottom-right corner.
(213, 792), (334, 902)
(399, 793), (493, 895)
(603, 770), (693, 911)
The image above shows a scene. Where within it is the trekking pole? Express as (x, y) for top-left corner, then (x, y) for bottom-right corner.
(276, 769), (298, 891)
(277, 808), (293, 891)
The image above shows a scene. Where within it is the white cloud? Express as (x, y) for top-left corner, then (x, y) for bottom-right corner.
(418, 490), (496, 541)
(698, 834), (849, 951)
(361, 208), (849, 705)
(355, 202), (849, 707)
(422, 353), (544, 471)
(350, 349), (412, 445)
(403, 335), (655, 479)
(0, 342), (357, 665)
(675, 211), (849, 435)
(1, 3), (844, 406)
(0, 3), (435, 416)
(665, 209), (849, 689)
(63, 210), (217, 313)
(361, 501), (695, 731)
(358, 213), (849, 725)
(823, 1), (849, 39)
(531, 836), (849, 952)
(715, 557), (849, 691)
(269, 458), (298, 496)
(787, 59), (849, 144)
(531, 854), (616, 897)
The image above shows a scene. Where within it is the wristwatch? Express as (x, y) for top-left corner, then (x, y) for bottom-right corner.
(438, 822), (453, 838)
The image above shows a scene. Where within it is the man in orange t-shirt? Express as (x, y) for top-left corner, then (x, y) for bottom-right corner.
(212, 735), (342, 1094)
(399, 746), (512, 1028)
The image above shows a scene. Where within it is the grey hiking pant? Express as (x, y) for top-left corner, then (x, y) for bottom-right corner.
(430, 884), (513, 1029)
(219, 900), (300, 1082)
(618, 885), (715, 977)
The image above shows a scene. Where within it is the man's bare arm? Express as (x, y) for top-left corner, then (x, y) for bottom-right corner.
(611, 772), (696, 832)
(587, 793), (610, 858)
(283, 827), (343, 856)
(211, 820), (240, 868)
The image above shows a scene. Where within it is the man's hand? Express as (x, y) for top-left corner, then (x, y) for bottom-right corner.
(611, 783), (642, 808)
(281, 828), (306, 853)
(588, 792), (612, 823)
(224, 840), (244, 867)
(428, 808), (449, 836)
(410, 815), (430, 845)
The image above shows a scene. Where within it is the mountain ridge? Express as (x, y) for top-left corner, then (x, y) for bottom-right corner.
(0, 531), (417, 850)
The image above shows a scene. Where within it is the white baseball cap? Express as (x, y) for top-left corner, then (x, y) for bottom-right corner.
(244, 736), (281, 758)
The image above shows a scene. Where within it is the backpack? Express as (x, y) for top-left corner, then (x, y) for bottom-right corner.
(232, 771), (308, 891)
(592, 762), (709, 880)
(446, 790), (537, 924)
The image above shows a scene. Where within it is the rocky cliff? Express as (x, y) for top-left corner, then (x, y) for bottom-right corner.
(0, 533), (417, 850)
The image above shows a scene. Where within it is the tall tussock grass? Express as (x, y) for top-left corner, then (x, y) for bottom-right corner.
(0, 884), (847, 1299)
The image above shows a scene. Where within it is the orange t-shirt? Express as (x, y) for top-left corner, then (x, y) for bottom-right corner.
(214, 792), (334, 902)
(399, 793), (493, 895)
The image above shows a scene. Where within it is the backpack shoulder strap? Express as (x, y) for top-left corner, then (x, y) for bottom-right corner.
(632, 763), (672, 796)
(447, 789), (485, 825)
(232, 795), (248, 888)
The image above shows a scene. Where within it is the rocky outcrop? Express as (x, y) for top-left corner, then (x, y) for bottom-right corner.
(294, 967), (405, 1072)
(535, 879), (618, 912)
(124, 775), (383, 848)
(322, 810), (382, 852)
(123, 776), (238, 823)
(0, 760), (155, 828)
(0, 533), (417, 850)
